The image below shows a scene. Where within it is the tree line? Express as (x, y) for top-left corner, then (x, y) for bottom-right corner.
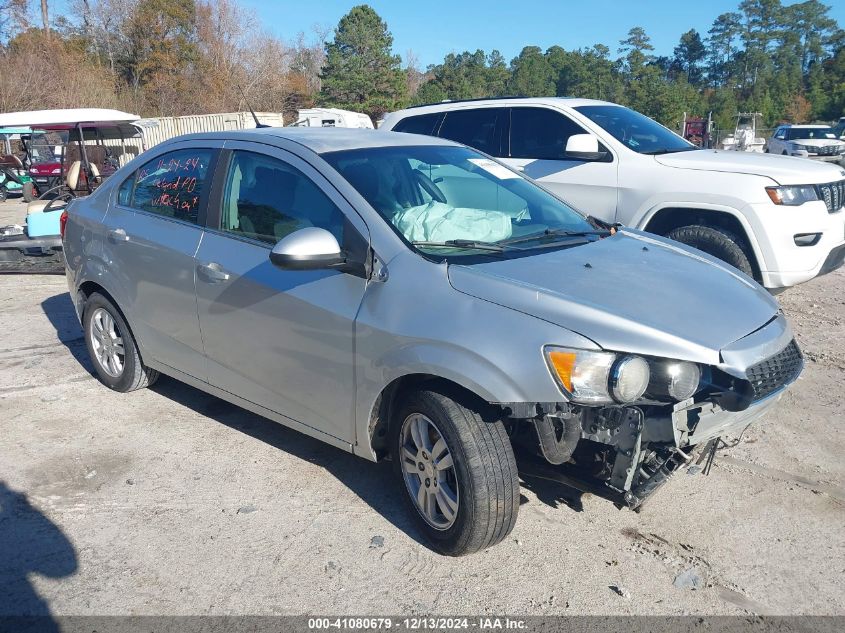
(0, 0), (842, 131)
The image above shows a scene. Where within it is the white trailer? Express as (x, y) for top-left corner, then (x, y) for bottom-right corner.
(290, 108), (373, 129)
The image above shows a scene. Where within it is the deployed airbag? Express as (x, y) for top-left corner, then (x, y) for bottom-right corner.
(394, 201), (512, 243)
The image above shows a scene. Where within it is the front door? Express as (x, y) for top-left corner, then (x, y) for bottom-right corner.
(194, 143), (369, 444)
(502, 107), (619, 222)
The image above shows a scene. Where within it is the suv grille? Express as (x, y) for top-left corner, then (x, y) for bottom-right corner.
(746, 339), (803, 401)
(816, 145), (841, 156)
(818, 180), (845, 213)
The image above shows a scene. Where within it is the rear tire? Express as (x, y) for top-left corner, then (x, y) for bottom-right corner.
(391, 386), (519, 556)
(22, 181), (37, 202)
(83, 292), (159, 392)
(666, 224), (755, 278)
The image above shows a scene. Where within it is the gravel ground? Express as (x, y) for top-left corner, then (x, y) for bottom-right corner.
(0, 197), (843, 616)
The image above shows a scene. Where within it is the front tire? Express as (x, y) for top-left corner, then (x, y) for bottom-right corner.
(83, 293), (159, 392)
(666, 224), (755, 278)
(391, 387), (519, 556)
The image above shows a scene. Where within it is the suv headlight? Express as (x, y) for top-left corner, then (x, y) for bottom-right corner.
(766, 185), (819, 206)
(545, 348), (649, 404)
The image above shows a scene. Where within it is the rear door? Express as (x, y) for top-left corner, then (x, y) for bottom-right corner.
(194, 142), (369, 444)
(104, 142), (221, 380)
(502, 107), (618, 220)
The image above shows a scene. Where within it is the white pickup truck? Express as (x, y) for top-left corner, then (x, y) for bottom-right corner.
(380, 98), (845, 290)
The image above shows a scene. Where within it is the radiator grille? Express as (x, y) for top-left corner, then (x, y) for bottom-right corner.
(746, 339), (803, 401)
(818, 180), (845, 213)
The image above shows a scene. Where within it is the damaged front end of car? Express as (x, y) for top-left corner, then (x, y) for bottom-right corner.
(500, 313), (803, 509)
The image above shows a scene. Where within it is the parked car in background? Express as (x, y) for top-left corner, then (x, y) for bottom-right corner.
(766, 124), (845, 162)
(380, 98), (845, 290)
(65, 128), (803, 555)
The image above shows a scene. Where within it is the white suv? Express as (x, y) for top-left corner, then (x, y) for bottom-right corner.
(766, 124), (845, 163)
(380, 98), (845, 289)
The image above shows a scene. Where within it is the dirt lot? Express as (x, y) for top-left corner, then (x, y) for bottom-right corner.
(0, 197), (843, 617)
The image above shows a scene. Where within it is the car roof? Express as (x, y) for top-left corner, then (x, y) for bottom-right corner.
(388, 96), (616, 117)
(163, 127), (458, 154)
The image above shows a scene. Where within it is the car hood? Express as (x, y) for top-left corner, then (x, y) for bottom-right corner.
(790, 138), (843, 147)
(447, 230), (780, 365)
(654, 149), (845, 185)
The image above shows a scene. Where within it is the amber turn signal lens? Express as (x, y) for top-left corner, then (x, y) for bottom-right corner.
(765, 188), (783, 205)
(548, 350), (576, 392)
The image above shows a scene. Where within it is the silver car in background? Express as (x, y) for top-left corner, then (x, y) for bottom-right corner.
(62, 128), (802, 555)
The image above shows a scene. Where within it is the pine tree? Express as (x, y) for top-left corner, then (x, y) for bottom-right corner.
(319, 5), (407, 118)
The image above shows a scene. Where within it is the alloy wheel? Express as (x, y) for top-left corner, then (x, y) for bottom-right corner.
(399, 413), (459, 530)
(89, 307), (125, 378)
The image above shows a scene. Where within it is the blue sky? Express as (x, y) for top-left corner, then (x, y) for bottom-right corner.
(240, 0), (845, 68)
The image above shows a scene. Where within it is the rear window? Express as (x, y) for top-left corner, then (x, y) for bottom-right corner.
(393, 113), (443, 136)
(119, 148), (214, 224)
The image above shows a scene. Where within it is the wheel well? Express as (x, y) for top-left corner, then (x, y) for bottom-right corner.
(643, 207), (760, 276)
(77, 281), (143, 356)
(368, 374), (491, 460)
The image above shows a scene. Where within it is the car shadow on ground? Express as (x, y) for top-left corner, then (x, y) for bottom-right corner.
(40, 292), (93, 375)
(0, 481), (77, 631)
(149, 375), (433, 551)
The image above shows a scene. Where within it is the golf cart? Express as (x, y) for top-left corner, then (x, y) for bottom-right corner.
(0, 127), (35, 200)
(719, 112), (766, 152)
(0, 109), (142, 272)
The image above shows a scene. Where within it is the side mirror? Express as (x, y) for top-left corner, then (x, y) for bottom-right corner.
(565, 134), (607, 161)
(269, 227), (345, 270)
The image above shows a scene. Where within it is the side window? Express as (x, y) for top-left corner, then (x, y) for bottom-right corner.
(219, 151), (345, 245)
(393, 113), (443, 136)
(510, 107), (591, 160)
(774, 128), (786, 140)
(129, 148), (213, 224)
(117, 173), (134, 206)
(437, 108), (504, 156)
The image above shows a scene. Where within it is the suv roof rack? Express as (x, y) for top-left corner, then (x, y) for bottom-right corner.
(406, 95), (570, 109)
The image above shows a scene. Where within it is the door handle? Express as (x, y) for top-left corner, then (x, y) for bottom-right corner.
(197, 262), (231, 283)
(107, 228), (129, 243)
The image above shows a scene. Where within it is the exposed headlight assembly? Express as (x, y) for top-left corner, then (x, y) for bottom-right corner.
(544, 348), (649, 405)
(545, 347), (703, 405)
(766, 185), (819, 206)
(647, 360), (701, 401)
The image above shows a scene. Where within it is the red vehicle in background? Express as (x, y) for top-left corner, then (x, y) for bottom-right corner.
(681, 113), (713, 149)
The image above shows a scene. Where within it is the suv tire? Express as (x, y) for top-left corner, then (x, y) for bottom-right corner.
(667, 225), (755, 278)
(391, 387), (519, 556)
(83, 292), (159, 392)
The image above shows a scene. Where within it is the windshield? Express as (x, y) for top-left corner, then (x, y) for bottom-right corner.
(786, 127), (837, 140)
(25, 132), (64, 163)
(323, 145), (598, 257)
(575, 105), (696, 155)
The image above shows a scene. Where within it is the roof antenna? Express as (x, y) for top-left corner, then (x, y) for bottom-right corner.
(238, 84), (270, 128)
